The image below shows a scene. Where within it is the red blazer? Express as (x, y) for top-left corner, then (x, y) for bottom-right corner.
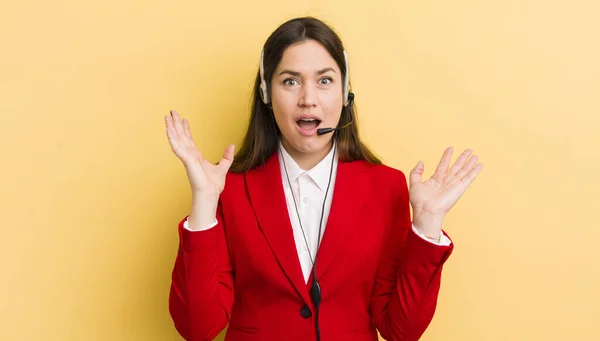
(169, 151), (453, 341)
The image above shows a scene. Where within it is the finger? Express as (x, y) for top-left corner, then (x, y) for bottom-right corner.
(433, 147), (453, 182)
(182, 119), (193, 139)
(165, 114), (170, 130)
(461, 162), (483, 186)
(409, 161), (424, 186)
(165, 114), (174, 132)
(448, 149), (473, 177)
(170, 110), (186, 138)
(167, 111), (181, 139)
(165, 117), (183, 155)
(180, 118), (206, 162)
(165, 116), (178, 146)
(452, 154), (479, 183)
(217, 144), (236, 172)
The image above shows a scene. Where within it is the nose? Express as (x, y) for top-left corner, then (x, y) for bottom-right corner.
(298, 83), (317, 107)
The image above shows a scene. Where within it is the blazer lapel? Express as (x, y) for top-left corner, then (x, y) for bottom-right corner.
(311, 159), (371, 282)
(245, 152), (312, 305)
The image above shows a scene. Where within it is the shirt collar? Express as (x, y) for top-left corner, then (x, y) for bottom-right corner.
(278, 140), (338, 192)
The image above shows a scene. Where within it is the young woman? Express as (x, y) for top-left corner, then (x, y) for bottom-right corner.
(165, 16), (482, 341)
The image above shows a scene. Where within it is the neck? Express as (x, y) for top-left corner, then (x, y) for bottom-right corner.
(281, 139), (334, 170)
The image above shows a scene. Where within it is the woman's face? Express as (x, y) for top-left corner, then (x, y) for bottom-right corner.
(270, 39), (343, 157)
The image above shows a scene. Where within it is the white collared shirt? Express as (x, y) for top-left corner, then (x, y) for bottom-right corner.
(277, 141), (338, 282)
(184, 142), (451, 283)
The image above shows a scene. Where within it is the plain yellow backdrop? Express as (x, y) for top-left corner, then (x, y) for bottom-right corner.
(1, 0), (599, 340)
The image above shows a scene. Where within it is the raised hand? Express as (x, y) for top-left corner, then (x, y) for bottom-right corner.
(408, 147), (483, 237)
(165, 110), (235, 197)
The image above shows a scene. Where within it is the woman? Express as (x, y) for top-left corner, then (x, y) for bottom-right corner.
(165, 17), (482, 341)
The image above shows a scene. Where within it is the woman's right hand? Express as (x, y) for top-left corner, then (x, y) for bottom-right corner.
(165, 110), (235, 198)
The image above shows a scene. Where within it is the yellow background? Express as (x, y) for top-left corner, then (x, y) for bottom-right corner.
(1, 0), (599, 340)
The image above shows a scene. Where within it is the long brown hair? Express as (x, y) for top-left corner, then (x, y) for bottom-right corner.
(230, 17), (381, 173)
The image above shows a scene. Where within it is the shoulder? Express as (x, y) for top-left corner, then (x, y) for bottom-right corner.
(361, 160), (409, 189)
(349, 160), (410, 203)
(370, 162), (406, 179)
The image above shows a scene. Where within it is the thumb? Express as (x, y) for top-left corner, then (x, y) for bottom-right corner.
(217, 144), (235, 172)
(409, 161), (424, 186)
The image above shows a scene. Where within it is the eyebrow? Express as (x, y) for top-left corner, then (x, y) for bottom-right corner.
(278, 67), (336, 77)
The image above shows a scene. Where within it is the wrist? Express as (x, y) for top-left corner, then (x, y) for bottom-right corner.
(412, 212), (444, 238)
(187, 193), (219, 231)
(192, 188), (220, 199)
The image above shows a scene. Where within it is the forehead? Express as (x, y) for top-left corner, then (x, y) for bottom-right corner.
(276, 40), (340, 73)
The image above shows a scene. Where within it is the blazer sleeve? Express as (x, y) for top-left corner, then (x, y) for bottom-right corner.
(169, 200), (234, 341)
(370, 170), (454, 341)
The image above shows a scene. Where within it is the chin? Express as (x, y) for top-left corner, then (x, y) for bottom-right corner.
(284, 135), (331, 155)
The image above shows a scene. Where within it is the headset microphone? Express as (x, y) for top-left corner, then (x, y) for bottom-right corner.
(316, 93), (355, 136)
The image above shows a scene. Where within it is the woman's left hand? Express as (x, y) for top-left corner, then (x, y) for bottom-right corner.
(409, 147), (483, 238)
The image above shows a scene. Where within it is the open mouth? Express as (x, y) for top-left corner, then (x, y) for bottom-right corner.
(296, 118), (321, 130)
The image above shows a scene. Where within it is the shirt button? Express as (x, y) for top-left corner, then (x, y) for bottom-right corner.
(303, 197), (309, 204)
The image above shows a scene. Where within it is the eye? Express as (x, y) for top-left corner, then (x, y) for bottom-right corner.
(283, 78), (299, 86)
(319, 77), (333, 85)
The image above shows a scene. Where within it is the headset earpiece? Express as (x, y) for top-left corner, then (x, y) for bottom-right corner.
(342, 51), (350, 107)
